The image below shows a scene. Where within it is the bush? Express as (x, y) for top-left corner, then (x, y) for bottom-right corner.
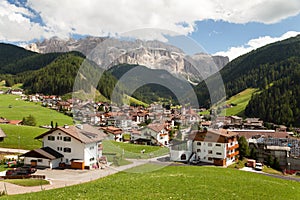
(22, 114), (36, 126)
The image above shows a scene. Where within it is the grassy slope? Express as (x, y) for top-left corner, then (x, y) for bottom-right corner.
(0, 94), (73, 126)
(222, 88), (259, 117)
(0, 125), (44, 150)
(0, 94), (73, 150)
(2, 179), (49, 187)
(103, 140), (169, 159)
(4, 164), (300, 200)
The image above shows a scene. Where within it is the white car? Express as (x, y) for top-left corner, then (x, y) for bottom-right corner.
(255, 163), (263, 171)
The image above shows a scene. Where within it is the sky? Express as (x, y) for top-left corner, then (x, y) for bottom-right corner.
(1, 0), (300, 60)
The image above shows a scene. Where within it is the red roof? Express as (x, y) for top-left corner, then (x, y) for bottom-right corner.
(9, 120), (23, 125)
(231, 130), (290, 139)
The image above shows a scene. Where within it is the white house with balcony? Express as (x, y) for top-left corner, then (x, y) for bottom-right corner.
(22, 124), (105, 169)
(170, 129), (239, 166)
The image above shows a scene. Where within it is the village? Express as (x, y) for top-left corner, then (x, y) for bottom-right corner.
(0, 90), (300, 175)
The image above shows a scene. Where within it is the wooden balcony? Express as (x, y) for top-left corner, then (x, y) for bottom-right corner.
(227, 144), (239, 151)
(227, 150), (239, 158)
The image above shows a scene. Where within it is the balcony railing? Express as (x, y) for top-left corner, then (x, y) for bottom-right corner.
(227, 150), (239, 158)
(226, 144), (239, 151)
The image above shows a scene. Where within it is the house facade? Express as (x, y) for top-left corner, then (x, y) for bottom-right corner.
(23, 124), (105, 169)
(170, 129), (239, 167)
(132, 123), (169, 146)
(101, 126), (123, 142)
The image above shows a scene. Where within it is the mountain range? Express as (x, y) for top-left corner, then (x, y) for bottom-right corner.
(1, 34), (300, 126)
(25, 37), (229, 83)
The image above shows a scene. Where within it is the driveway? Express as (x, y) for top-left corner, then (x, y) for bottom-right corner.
(0, 156), (169, 195)
(240, 166), (300, 182)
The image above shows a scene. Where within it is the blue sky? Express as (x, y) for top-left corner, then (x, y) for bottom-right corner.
(1, 0), (300, 60)
(190, 14), (300, 54)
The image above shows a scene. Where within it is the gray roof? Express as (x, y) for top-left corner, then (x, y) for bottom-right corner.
(21, 147), (63, 160)
(35, 124), (106, 144)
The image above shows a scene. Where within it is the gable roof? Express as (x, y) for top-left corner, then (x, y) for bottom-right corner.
(35, 124), (105, 144)
(21, 147), (63, 160)
(146, 123), (165, 133)
(101, 126), (123, 135)
(230, 130), (290, 139)
(189, 129), (238, 142)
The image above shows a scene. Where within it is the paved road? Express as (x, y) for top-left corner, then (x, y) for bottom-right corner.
(0, 155), (170, 195)
(241, 167), (300, 182)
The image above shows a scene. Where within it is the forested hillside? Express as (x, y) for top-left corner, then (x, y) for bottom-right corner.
(0, 43), (36, 67)
(195, 34), (300, 126)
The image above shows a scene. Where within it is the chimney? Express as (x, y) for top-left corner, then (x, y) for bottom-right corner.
(64, 124), (69, 129)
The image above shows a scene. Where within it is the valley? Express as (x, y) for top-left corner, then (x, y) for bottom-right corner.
(0, 35), (300, 199)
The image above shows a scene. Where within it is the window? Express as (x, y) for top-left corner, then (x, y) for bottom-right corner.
(216, 152), (222, 155)
(197, 149), (201, 152)
(90, 146), (94, 150)
(57, 136), (60, 140)
(37, 159), (42, 162)
(197, 142), (201, 146)
(63, 136), (71, 142)
(208, 157), (213, 161)
(208, 143), (212, 147)
(90, 157), (95, 162)
(66, 159), (69, 163)
(57, 147), (62, 151)
(216, 144), (221, 147)
(64, 147), (71, 153)
(208, 150), (213, 154)
(48, 136), (55, 141)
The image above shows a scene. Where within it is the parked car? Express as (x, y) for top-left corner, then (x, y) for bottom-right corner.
(5, 167), (36, 176)
(255, 163), (263, 171)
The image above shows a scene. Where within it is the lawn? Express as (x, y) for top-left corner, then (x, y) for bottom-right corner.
(0, 124), (44, 150)
(262, 166), (283, 175)
(2, 164), (300, 199)
(103, 140), (169, 159)
(221, 88), (259, 117)
(0, 94), (73, 127)
(2, 179), (49, 187)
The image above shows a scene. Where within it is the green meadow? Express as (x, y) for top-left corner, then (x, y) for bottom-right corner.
(0, 125), (44, 150)
(0, 94), (73, 150)
(103, 140), (169, 159)
(2, 164), (300, 200)
(222, 88), (259, 117)
(0, 94), (73, 127)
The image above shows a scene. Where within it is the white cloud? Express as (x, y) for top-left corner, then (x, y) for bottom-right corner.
(0, 1), (52, 42)
(214, 31), (300, 60)
(1, 0), (300, 42)
(26, 0), (300, 40)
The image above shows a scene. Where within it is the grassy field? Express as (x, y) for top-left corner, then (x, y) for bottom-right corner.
(221, 88), (259, 117)
(2, 179), (49, 187)
(0, 125), (44, 150)
(125, 95), (148, 107)
(0, 94), (73, 127)
(103, 140), (169, 159)
(2, 164), (300, 199)
(262, 166), (283, 175)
